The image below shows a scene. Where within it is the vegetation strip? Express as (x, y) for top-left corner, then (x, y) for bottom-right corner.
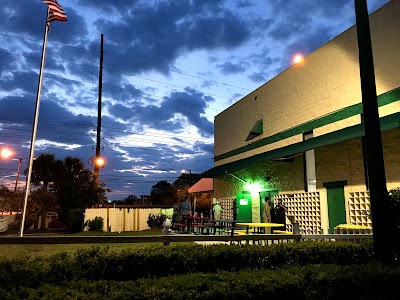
(0, 241), (374, 290)
(1, 263), (399, 299)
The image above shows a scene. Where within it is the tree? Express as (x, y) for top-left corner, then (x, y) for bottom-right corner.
(0, 185), (23, 212)
(150, 180), (176, 205)
(28, 153), (58, 228)
(30, 153), (57, 190)
(53, 156), (106, 224)
(173, 173), (202, 199)
(27, 153), (108, 228)
(124, 194), (138, 205)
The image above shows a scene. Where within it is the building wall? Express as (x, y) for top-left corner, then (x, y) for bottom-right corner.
(214, 129), (400, 230)
(315, 128), (400, 190)
(214, 0), (400, 166)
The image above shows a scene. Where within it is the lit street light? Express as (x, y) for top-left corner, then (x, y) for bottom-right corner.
(0, 148), (22, 192)
(95, 157), (106, 168)
(0, 148), (13, 159)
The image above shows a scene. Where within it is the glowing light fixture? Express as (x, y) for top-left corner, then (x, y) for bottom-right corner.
(0, 148), (13, 159)
(293, 54), (304, 64)
(246, 182), (261, 194)
(95, 157), (106, 168)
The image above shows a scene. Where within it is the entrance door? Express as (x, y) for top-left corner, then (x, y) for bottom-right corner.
(259, 190), (279, 222)
(324, 181), (347, 233)
(236, 193), (252, 222)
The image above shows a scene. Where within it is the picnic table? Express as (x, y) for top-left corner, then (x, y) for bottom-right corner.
(236, 222), (285, 234)
(181, 216), (210, 234)
(210, 219), (235, 235)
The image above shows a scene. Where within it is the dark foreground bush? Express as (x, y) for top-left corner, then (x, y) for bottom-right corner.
(1, 262), (399, 300)
(0, 241), (374, 290)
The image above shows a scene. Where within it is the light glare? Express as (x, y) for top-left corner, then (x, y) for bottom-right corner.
(96, 157), (106, 167)
(0, 148), (13, 159)
(293, 54), (303, 64)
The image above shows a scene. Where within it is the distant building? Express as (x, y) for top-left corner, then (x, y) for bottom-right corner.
(203, 0), (400, 234)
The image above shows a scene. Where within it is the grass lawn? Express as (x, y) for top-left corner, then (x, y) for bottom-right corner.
(0, 229), (190, 259)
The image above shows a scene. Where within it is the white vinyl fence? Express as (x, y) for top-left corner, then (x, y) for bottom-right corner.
(84, 207), (173, 232)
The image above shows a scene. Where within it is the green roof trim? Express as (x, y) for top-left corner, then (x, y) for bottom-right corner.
(245, 119), (263, 141)
(214, 87), (400, 162)
(203, 112), (400, 178)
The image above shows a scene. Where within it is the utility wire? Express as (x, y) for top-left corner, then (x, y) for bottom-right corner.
(103, 51), (252, 91)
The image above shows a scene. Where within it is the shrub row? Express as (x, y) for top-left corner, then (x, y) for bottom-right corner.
(1, 262), (399, 299)
(0, 241), (374, 290)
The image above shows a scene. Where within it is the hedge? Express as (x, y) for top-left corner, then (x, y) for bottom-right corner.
(0, 241), (374, 290)
(1, 262), (399, 299)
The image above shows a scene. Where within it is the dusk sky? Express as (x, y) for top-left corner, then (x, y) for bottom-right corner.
(0, 0), (389, 200)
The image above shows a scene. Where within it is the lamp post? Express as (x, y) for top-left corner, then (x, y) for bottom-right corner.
(14, 158), (22, 193)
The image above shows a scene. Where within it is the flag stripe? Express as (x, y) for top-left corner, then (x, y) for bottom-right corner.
(41, 0), (67, 26)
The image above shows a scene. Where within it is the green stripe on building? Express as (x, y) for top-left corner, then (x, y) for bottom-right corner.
(204, 111), (400, 177)
(214, 87), (400, 162)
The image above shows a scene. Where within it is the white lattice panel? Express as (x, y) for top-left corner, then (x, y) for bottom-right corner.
(348, 191), (372, 227)
(218, 197), (234, 220)
(275, 192), (322, 234)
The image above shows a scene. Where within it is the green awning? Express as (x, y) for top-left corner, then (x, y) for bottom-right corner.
(202, 112), (400, 178)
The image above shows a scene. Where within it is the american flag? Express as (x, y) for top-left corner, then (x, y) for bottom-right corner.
(41, 0), (67, 27)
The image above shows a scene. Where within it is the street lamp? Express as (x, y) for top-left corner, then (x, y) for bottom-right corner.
(95, 157), (106, 168)
(0, 148), (22, 192)
(0, 148), (13, 159)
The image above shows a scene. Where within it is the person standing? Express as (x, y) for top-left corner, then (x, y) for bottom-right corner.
(263, 197), (272, 223)
(275, 199), (287, 231)
(212, 201), (222, 220)
(172, 202), (179, 223)
(180, 197), (191, 228)
(263, 197), (273, 234)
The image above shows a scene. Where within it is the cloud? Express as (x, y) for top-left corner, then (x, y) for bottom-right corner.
(217, 61), (248, 75)
(106, 87), (214, 137)
(0, 94), (94, 147)
(0, 1), (87, 44)
(249, 72), (268, 83)
(87, 1), (251, 76)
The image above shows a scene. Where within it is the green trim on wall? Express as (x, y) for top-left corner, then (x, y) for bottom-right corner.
(203, 112), (400, 178)
(214, 87), (400, 162)
(323, 181), (348, 188)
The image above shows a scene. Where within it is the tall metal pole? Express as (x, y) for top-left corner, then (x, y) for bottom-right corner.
(20, 9), (50, 237)
(354, 0), (390, 260)
(14, 158), (22, 192)
(94, 34), (104, 186)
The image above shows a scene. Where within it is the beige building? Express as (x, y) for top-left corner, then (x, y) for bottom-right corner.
(203, 0), (400, 234)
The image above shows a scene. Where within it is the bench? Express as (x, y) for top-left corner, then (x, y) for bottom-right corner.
(191, 224), (209, 234)
(174, 223), (186, 233)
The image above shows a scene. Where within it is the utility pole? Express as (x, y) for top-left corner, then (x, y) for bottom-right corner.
(94, 34), (104, 186)
(354, 0), (390, 261)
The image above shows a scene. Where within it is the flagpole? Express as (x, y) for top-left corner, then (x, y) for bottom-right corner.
(19, 8), (50, 237)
